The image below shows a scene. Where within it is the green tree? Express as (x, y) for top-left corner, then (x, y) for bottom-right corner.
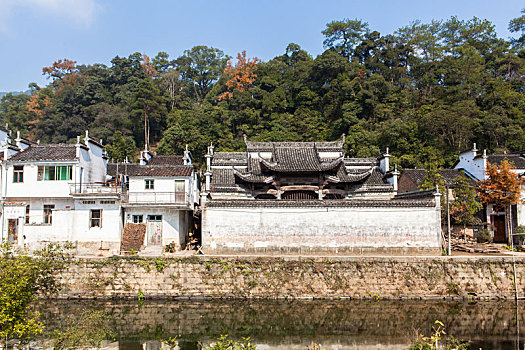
(0, 242), (72, 344)
(175, 46), (230, 102)
(322, 18), (369, 58)
(106, 131), (137, 162)
(130, 78), (167, 147)
(509, 8), (525, 48)
(450, 174), (482, 229)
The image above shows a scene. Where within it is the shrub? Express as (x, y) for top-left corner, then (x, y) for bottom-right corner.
(475, 229), (492, 243)
(205, 335), (256, 350)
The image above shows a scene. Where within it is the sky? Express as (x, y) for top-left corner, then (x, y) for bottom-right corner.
(0, 0), (524, 91)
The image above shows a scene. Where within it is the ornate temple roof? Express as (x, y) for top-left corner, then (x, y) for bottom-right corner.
(259, 147), (343, 173)
(209, 137), (394, 195)
(244, 139), (345, 152)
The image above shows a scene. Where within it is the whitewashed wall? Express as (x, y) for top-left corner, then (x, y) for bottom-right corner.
(79, 141), (107, 184)
(4, 162), (77, 198)
(202, 204), (441, 252)
(455, 150), (486, 180)
(128, 177), (189, 193)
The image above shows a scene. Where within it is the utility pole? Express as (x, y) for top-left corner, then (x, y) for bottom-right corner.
(446, 184), (451, 256)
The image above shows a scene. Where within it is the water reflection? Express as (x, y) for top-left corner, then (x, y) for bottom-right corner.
(36, 299), (525, 350)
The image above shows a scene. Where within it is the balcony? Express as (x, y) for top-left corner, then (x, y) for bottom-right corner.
(69, 183), (122, 195)
(121, 192), (189, 206)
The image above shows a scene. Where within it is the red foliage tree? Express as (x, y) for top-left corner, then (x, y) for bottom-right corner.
(218, 51), (259, 101)
(477, 159), (524, 244)
(42, 59), (78, 80)
(141, 54), (158, 78)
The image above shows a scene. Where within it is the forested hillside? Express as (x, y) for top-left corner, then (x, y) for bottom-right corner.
(1, 12), (525, 168)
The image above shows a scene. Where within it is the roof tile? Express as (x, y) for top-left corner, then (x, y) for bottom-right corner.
(8, 144), (77, 162)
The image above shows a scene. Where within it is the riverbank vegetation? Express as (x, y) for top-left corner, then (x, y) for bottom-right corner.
(1, 11), (525, 169)
(0, 242), (72, 347)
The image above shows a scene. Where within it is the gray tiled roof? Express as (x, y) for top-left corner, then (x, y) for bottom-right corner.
(484, 154), (525, 169)
(260, 147), (343, 173)
(8, 144), (77, 162)
(212, 152), (247, 166)
(245, 140), (345, 152)
(147, 155), (184, 166)
(107, 163), (193, 177)
(344, 158), (378, 167)
(207, 197), (435, 208)
(212, 168), (235, 185)
(401, 169), (475, 186)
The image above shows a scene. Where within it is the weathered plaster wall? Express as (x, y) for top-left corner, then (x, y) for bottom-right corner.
(55, 256), (525, 300)
(202, 204), (441, 253)
(123, 207), (188, 247)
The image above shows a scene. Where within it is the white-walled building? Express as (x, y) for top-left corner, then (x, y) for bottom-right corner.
(0, 132), (124, 254)
(0, 129), (199, 255)
(455, 144), (525, 243)
(107, 151), (199, 253)
(201, 137), (442, 254)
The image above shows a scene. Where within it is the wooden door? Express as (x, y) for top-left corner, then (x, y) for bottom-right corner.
(493, 215), (506, 243)
(175, 180), (185, 203)
(147, 215), (162, 246)
(8, 219), (18, 244)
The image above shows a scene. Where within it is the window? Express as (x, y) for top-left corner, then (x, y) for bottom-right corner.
(37, 165), (72, 181)
(147, 215), (162, 222)
(145, 179), (154, 189)
(43, 205), (54, 224)
(82, 200), (95, 205)
(13, 166), (24, 183)
(25, 205), (30, 224)
(100, 200), (115, 205)
(132, 215), (143, 223)
(90, 209), (102, 228)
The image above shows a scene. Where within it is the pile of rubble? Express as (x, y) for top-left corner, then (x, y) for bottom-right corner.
(447, 230), (504, 254)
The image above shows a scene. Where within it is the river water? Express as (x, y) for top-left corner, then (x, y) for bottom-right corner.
(36, 299), (525, 349)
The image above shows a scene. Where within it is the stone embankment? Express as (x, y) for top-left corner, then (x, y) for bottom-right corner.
(55, 255), (525, 300)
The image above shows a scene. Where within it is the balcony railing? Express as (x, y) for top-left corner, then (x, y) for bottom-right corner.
(121, 192), (189, 205)
(69, 183), (122, 195)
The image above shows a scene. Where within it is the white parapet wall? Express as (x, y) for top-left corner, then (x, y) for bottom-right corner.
(202, 198), (441, 254)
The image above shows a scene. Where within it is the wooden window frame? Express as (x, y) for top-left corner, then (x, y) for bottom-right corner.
(43, 204), (54, 225)
(145, 179), (154, 190)
(13, 165), (24, 183)
(90, 209), (102, 228)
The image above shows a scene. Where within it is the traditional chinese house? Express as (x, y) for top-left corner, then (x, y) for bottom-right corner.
(201, 136), (442, 254)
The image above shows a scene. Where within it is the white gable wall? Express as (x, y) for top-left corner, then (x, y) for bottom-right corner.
(455, 151), (486, 180)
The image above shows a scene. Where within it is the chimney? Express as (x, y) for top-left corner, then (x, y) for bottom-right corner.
(183, 144), (191, 165)
(204, 144), (214, 191)
(379, 147), (390, 174)
(392, 164), (400, 194)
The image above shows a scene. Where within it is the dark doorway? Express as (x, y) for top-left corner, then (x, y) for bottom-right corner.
(493, 215), (506, 243)
(282, 190), (317, 200)
(8, 219), (18, 244)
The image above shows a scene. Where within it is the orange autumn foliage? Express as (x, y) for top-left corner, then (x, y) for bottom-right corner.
(42, 59), (77, 80)
(477, 159), (524, 208)
(26, 94), (51, 123)
(26, 94), (43, 117)
(218, 51), (259, 101)
(141, 54), (158, 78)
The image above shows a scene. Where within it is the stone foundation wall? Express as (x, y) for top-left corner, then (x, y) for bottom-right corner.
(55, 256), (525, 300)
